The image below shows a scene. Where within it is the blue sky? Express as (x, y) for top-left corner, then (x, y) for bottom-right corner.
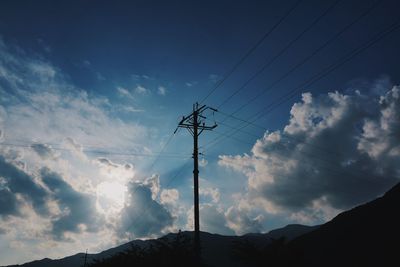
(1, 0), (400, 265)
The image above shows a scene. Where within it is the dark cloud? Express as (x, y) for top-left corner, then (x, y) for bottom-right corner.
(0, 155), (103, 239)
(118, 178), (174, 238)
(220, 86), (400, 219)
(225, 206), (263, 235)
(40, 167), (102, 239)
(198, 204), (235, 235)
(0, 155), (49, 215)
(64, 137), (82, 151)
(31, 143), (56, 159)
(0, 187), (20, 217)
(97, 157), (119, 168)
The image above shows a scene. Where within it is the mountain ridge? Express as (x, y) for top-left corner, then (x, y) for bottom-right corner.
(284, 182), (400, 267)
(4, 182), (399, 267)
(3, 225), (316, 267)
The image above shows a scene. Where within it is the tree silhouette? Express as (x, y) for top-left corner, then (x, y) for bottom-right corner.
(89, 232), (208, 267)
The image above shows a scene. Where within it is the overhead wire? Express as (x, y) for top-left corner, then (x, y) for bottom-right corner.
(216, 0), (382, 114)
(146, 131), (181, 171)
(217, 0), (343, 110)
(204, 17), (400, 150)
(0, 141), (190, 158)
(199, 0), (302, 104)
(209, 124), (392, 184)
(125, 1), (398, 235)
(216, 116), (345, 159)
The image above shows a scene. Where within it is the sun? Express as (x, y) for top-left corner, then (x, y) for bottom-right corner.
(96, 181), (126, 208)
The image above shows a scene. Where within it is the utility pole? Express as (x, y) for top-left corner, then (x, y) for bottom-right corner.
(82, 249), (88, 267)
(176, 102), (217, 256)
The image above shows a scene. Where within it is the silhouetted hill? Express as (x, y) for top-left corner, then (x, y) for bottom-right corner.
(2, 224), (315, 267)
(285, 182), (400, 267)
(6, 181), (399, 267)
(264, 224), (319, 240)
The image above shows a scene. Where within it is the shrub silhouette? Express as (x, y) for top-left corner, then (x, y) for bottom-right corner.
(231, 237), (286, 267)
(89, 232), (208, 267)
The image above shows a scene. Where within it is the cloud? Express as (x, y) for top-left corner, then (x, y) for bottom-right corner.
(64, 137), (82, 152)
(199, 158), (208, 167)
(119, 106), (144, 113)
(199, 187), (220, 203)
(186, 204), (234, 235)
(225, 206), (264, 235)
(40, 167), (103, 240)
(358, 86), (400, 159)
(83, 60), (91, 67)
(30, 143), (57, 160)
(209, 74), (221, 84)
(0, 187), (20, 218)
(63, 137), (87, 160)
(160, 188), (179, 205)
(219, 85), (400, 224)
(117, 86), (134, 100)
(118, 176), (174, 239)
(0, 39), (148, 153)
(97, 157), (119, 168)
(157, 86), (167, 96)
(0, 155), (49, 216)
(135, 85), (149, 95)
(0, 36), (171, 263)
(185, 81), (197, 87)
(95, 157), (135, 185)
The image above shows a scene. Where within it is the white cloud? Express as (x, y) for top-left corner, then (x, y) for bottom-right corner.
(199, 187), (220, 203)
(160, 188), (179, 205)
(199, 158), (208, 167)
(157, 86), (167, 96)
(117, 86), (134, 99)
(186, 204), (234, 235)
(185, 81), (197, 87)
(0, 37), (174, 263)
(219, 85), (400, 226)
(225, 206), (264, 235)
(135, 85), (149, 95)
(118, 176), (175, 239)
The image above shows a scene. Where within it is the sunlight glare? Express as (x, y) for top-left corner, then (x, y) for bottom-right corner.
(96, 181), (126, 207)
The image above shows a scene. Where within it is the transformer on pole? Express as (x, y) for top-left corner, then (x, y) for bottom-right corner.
(176, 102), (217, 256)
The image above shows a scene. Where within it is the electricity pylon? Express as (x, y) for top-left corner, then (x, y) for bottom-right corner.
(176, 102), (217, 256)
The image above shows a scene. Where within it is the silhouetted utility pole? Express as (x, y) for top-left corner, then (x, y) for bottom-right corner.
(82, 249), (88, 267)
(176, 102), (217, 256)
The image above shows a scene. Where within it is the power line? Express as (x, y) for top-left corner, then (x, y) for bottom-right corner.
(214, 0), (380, 129)
(0, 142), (189, 159)
(217, 0), (381, 114)
(199, 0), (302, 104)
(124, 103), (218, 251)
(146, 131), (179, 171)
(203, 18), (400, 150)
(217, 0), (343, 109)
(176, 102), (217, 256)
(216, 115), (345, 159)
(208, 125), (390, 184)
(251, 18), (400, 120)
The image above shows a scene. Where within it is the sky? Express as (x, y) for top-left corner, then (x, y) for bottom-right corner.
(0, 0), (400, 265)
